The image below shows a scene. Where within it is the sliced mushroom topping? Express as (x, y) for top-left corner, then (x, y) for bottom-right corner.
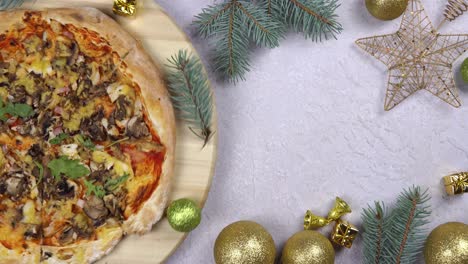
(112, 95), (129, 121)
(72, 213), (93, 239)
(81, 108), (107, 141)
(41, 251), (53, 261)
(55, 179), (76, 199)
(83, 195), (108, 221)
(88, 170), (109, 183)
(0, 182), (6, 195)
(28, 144), (43, 157)
(103, 194), (123, 218)
(126, 116), (150, 139)
(66, 41), (79, 66)
(6, 175), (27, 198)
(58, 225), (75, 245)
(24, 224), (41, 239)
(11, 85), (28, 104)
(39, 112), (53, 137)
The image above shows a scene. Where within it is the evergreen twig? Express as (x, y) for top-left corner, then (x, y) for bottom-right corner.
(362, 186), (431, 264)
(166, 50), (214, 147)
(0, 0), (24, 10)
(194, 0), (284, 82)
(261, 0), (343, 41)
(362, 202), (390, 264)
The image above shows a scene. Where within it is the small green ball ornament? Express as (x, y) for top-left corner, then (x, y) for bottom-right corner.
(461, 58), (468, 83)
(167, 198), (201, 232)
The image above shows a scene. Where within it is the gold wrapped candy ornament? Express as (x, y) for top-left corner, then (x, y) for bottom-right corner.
(443, 172), (468, 196)
(113, 0), (137, 16)
(331, 220), (359, 248)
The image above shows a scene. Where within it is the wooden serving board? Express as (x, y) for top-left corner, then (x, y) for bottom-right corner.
(20, 0), (218, 263)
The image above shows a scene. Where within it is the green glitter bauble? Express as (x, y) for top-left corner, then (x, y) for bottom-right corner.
(167, 198), (201, 232)
(462, 58), (468, 83)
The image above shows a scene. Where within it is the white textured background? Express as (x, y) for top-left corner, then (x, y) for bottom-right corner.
(157, 0), (468, 263)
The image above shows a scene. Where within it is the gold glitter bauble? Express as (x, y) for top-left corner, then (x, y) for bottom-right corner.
(214, 221), (276, 264)
(365, 0), (409, 20)
(281, 230), (335, 264)
(424, 222), (468, 264)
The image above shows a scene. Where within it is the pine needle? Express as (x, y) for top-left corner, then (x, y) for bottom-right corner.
(194, 0), (284, 82)
(361, 186), (431, 264)
(262, 0), (343, 41)
(0, 0), (25, 10)
(166, 50), (214, 147)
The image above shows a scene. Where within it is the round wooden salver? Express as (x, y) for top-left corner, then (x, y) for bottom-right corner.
(19, 0), (217, 263)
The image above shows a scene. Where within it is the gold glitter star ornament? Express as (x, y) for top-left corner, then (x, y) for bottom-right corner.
(356, 0), (468, 110)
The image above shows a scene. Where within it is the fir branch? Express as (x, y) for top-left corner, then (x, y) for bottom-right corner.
(362, 186), (431, 264)
(166, 50), (214, 146)
(386, 187), (431, 264)
(0, 0), (24, 10)
(264, 0), (343, 41)
(362, 202), (390, 264)
(194, 0), (284, 82)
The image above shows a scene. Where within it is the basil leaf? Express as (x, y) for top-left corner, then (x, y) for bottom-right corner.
(49, 133), (69, 145)
(105, 173), (129, 190)
(83, 179), (106, 198)
(47, 156), (90, 180)
(77, 135), (96, 150)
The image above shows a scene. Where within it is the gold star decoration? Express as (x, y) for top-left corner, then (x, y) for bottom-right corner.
(356, 0), (468, 111)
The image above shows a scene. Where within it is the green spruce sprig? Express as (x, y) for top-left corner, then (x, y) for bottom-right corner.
(166, 50), (214, 147)
(362, 202), (391, 264)
(263, 0), (343, 41)
(0, 0), (24, 10)
(194, 0), (284, 82)
(194, 0), (342, 82)
(362, 186), (431, 264)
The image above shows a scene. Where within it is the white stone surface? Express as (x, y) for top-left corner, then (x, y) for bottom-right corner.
(157, 0), (468, 263)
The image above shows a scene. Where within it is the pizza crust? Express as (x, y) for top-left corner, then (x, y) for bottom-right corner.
(0, 244), (41, 264)
(41, 226), (123, 264)
(0, 7), (176, 262)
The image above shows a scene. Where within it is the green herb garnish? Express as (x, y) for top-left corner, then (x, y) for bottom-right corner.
(0, 99), (34, 121)
(47, 156), (90, 181)
(83, 179), (106, 198)
(49, 133), (69, 145)
(77, 135), (96, 150)
(105, 173), (129, 191)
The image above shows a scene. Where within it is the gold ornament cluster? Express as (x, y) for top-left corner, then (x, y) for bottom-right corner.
(304, 197), (359, 248)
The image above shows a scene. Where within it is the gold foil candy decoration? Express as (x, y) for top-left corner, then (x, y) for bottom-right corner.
(443, 172), (468, 196)
(304, 210), (330, 230)
(113, 0), (137, 16)
(327, 197), (351, 222)
(331, 220), (359, 248)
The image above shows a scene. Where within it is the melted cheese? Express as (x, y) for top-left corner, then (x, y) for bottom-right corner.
(21, 200), (40, 225)
(63, 101), (96, 131)
(28, 57), (53, 76)
(106, 83), (135, 102)
(91, 151), (132, 177)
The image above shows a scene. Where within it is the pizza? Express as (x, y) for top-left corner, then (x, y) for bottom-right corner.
(0, 8), (175, 263)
